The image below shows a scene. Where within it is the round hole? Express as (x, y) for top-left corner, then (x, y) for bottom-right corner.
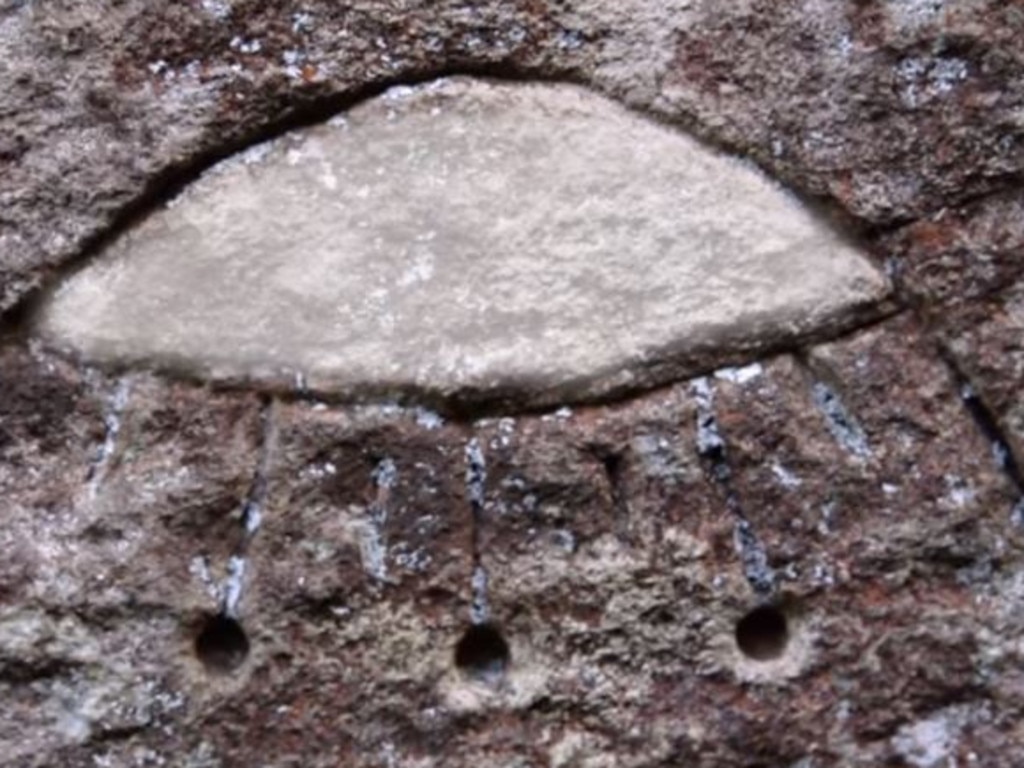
(735, 605), (789, 661)
(195, 613), (250, 673)
(454, 623), (510, 682)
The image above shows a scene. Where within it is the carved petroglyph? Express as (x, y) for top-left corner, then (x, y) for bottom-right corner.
(37, 77), (889, 409)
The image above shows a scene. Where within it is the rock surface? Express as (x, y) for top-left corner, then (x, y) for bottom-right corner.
(35, 77), (889, 409)
(2, 1), (1024, 767)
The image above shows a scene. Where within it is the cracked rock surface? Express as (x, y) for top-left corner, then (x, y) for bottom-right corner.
(2, 1), (1024, 767)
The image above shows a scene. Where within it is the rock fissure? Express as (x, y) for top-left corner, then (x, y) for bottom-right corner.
(464, 437), (491, 625)
(936, 348), (1024, 523)
(597, 450), (632, 544)
(691, 376), (777, 597)
(213, 397), (277, 624)
(84, 375), (132, 500)
(806, 377), (873, 462)
(362, 456), (396, 584)
(238, 397), (277, 542)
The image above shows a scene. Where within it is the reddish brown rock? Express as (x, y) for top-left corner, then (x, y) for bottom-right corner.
(882, 189), (1024, 308)
(4, 1), (1024, 766)
(935, 277), (1024, 471)
(4, 313), (1024, 765)
(0, 353), (267, 766)
(221, 402), (478, 767)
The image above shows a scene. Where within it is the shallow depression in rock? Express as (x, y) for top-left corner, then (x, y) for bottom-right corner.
(194, 613), (250, 673)
(35, 77), (889, 408)
(735, 605), (790, 661)
(454, 623), (510, 682)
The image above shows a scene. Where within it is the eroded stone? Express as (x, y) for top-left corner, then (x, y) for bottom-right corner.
(937, 277), (1024, 467)
(883, 189), (1024, 307)
(36, 77), (889, 409)
(5, 2), (1024, 765)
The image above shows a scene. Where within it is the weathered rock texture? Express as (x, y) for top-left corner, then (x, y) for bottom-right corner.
(2, 1), (1024, 767)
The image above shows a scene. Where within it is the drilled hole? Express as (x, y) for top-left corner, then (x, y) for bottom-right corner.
(454, 623), (510, 682)
(195, 614), (250, 673)
(735, 605), (789, 661)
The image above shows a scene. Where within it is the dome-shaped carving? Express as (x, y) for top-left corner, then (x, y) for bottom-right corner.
(37, 77), (889, 408)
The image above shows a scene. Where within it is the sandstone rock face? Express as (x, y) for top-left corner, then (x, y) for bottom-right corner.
(36, 77), (889, 409)
(2, 2), (1024, 768)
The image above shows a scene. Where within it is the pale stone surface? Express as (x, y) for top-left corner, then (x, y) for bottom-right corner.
(36, 77), (888, 408)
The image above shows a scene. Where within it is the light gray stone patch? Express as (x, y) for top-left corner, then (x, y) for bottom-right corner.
(36, 77), (890, 409)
